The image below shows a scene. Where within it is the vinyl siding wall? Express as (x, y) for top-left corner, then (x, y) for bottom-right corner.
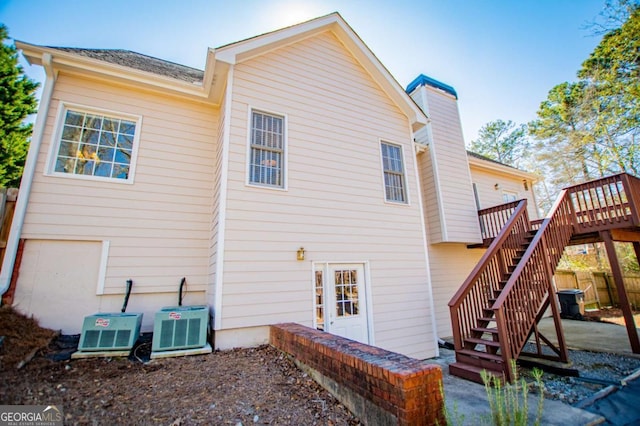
(427, 243), (485, 338)
(470, 165), (539, 219)
(16, 74), (218, 332)
(219, 31), (436, 358)
(411, 86), (481, 244)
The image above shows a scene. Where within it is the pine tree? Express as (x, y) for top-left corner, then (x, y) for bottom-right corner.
(0, 24), (39, 188)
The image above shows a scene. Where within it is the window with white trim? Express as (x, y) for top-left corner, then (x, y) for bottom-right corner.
(249, 110), (285, 188)
(52, 107), (139, 181)
(380, 142), (407, 203)
(502, 190), (518, 203)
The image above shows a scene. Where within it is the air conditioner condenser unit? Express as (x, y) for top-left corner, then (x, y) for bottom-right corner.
(78, 312), (143, 351)
(152, 305), (209, 352)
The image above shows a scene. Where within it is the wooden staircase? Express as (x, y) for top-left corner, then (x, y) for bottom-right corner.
(449, 173), (640, 383)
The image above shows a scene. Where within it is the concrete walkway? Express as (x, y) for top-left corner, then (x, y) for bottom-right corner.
(433, 318), (640, 425)
(537, 316), (640, 355)
(431, 347), (605, 426)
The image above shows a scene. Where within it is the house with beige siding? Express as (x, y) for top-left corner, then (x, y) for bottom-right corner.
(1, 13), (538, 359)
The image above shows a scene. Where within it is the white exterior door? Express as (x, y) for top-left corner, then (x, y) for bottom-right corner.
(314, 263), (369, 344)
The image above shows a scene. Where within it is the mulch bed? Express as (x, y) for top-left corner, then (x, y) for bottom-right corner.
(0, 307), (360, 425)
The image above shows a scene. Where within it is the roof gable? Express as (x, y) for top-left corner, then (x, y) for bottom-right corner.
(213, 13), (427, 131)
(16, 13), (427, 130)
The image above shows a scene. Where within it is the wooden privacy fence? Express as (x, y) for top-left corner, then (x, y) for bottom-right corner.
(0, 188), (18, 272)
(555, 269), (640, 309)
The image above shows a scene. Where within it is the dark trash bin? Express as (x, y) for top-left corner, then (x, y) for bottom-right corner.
(557, 289), (585, 320)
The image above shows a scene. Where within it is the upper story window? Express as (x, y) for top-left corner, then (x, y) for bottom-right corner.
(248, 110), (285, 188)
(380, 142), (407, 203)
(50, 105), (140, 182)
(502, 190), (518, 203)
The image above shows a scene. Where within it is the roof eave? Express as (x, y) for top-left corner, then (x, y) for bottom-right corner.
(467, 155), (538, 181)
(16, 41), (218, 104)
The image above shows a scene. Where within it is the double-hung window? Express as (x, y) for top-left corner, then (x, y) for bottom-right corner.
(249, 110), (285, 188)
(380, 142), (407, 203)
(51, 105), (140, 182)
(502, 190), (518, 203)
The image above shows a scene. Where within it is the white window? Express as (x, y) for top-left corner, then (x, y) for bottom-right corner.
(50, 105), (140, 182)
(380, 142), (407, 203)
(502, 190), (518, 203)
(249, 110), (285, 188)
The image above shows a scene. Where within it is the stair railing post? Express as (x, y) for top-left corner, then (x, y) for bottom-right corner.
(601, 229), (640, 354)
(450, 306), (462, 351)
(494, 307), (514, 383)
(541, 232), (569, 363)
(622, 174), (640, 226)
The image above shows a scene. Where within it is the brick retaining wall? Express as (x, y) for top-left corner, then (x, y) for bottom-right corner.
(270, 323), (444, 426)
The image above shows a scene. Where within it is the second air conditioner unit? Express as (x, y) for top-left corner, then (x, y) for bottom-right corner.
(151, 305), (209, 352)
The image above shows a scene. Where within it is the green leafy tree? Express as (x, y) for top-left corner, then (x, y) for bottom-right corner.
(529, 82), (595, 188)
(469, 119), (529, 168)
(529, 1), (640, 213)
(579, 4), (640, 176)
(0, 24), (39, 188)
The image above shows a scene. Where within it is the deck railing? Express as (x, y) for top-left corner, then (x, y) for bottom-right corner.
(477, 200), (523, 241)
(450, 173), (640, 382)
(568, 173), (640, 233)
(449, 199), (530, 357)
(493, 190), (574, 380)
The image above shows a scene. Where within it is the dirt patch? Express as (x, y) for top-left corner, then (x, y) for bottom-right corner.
(583, 307), (640, 327)
(0, 308), (360, 425)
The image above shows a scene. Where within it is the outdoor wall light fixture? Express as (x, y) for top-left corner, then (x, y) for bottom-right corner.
(494, 183), (500, 190)
(523, 180), (529, 191)
(297, 247), (305, 261)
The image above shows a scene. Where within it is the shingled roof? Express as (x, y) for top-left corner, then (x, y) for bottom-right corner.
(48, 47), (204, 84)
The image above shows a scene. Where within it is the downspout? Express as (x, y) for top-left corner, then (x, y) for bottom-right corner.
(0, 53), (56, 298)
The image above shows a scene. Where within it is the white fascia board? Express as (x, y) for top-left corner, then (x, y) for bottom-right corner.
(213, 14), (427, 132)
(16, 41), (217, 103)
(468, 156), (539, 182)
(214, 13), (341, 65)
(330, 23), (427, 132)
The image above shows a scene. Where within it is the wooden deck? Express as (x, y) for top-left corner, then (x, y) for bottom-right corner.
(449, 173), (640, 383)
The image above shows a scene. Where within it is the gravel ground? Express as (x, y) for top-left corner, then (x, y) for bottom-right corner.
(520, 344), (640, 406)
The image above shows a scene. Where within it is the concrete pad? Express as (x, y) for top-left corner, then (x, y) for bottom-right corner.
(537, 317), (640, 355)
(150, 343), (212, 359)
(71, 349), (131, 359)
(430, 348), (605, 426)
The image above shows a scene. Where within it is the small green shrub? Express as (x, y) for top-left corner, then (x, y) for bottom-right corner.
(481, 361), (545, 426)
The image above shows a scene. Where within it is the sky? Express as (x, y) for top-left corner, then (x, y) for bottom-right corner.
(0, 0), (606, 144)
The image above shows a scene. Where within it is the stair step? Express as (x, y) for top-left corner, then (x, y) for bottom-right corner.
(478, 317), (496, 323)
(449, 362), (504, 384)
(483, 308), (495, 315)
(471, 327), (499, 335)
(457, 348), (503, 363)
(465, 337), (500, 347)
